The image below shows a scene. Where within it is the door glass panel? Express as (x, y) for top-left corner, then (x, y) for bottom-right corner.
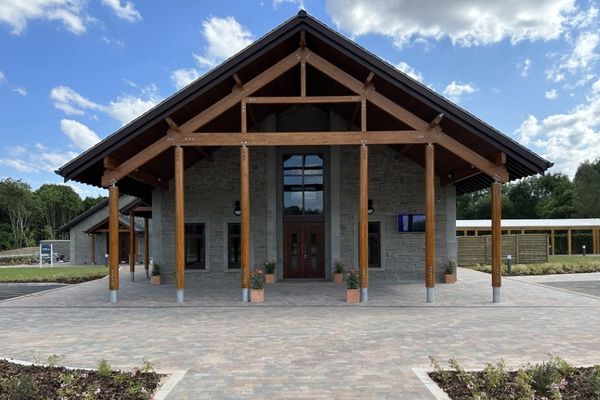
(290, 233), (299, 270)
(310, 232), (317, 270)
(283, 154), (324, 215)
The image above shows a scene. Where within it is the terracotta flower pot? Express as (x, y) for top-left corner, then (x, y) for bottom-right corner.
(250, 289), (264, 303)
(444, 274), (456, 284)
(333, 272), (343, 284)
(346, 288), (360, 303)
(265, 273), (276, 284)
(150, 276), (161, 285)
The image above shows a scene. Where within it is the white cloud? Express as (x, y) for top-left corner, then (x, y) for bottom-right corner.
(326, 0), (588, 47)
(518, 58), (532, 77)
(0, 0), (88, 35)
(0, 144), (78, 174)
(50, 85), (160, 126)
(0, 158), (37, 173)
(60, 119), (101, 150)
(520, 79), (600, 177)
(171, 68), (202, 90)
(442, 81), (477, 103)
(101, 0), (141, 22)
(12, 86), (27, 96)
(545, 89), (558, 99)
(0, 70), (5, 83)
(515, 115), (541, 145)
(273, 0), (305, 9)
(395, 61), (423, 82)
(547, 32), (600, 81)
(193, 16), (253, 67)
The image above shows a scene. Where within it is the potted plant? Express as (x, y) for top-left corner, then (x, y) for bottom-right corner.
(150, 264), (161, 285)
(333, 260), (344, 284)
(250, 269), (265, 303)
(345, 269), (360, 303)
(444, 261), (456, 284)
(263, 260), (277, 284)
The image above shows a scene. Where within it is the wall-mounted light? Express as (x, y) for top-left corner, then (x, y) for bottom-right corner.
(368, 199), (375, 215)
(233, 200), (241, 216)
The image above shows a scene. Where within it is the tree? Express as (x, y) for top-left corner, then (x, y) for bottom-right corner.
(34, 184), (82, 240)
(0, 179), (35, 249)
(573, 158), (600, 217)
(81, 195), (107, 212)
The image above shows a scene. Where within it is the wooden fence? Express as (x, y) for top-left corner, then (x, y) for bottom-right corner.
(457, 234), (548, 266)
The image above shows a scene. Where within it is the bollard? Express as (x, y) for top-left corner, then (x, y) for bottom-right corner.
(506, 254), (512, 276)
(583, 245), (586, 257)
(105, 253), (109, 268)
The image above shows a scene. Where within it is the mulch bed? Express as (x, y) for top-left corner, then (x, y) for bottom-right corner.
(430, 367), (600, 399)
(0, 359), (162, 400)
(1, 275), (107, 284)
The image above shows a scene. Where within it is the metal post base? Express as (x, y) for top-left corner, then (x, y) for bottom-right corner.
(360, 288), (368, 302)
(130, 272), (135, 282)
(145, 269), (149, 279)
(176, 289), (184, 304)
(242, 288), (249, 302)
(493, 287), (500, 303)
(426, 287), (435, 303)
(110, 290), (117, 303)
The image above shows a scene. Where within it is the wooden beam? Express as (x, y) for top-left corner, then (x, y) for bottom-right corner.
(301, 61), (306, 97)
(361, 99), (367, 132)
(129, 212), (136, 280)
(103, 156), (119, 170)
(491, 181), (502, 289)
(359, 144), (369, 292)
(165, 117), (180, 132)
(300, 30), (306, 48)
(398, 144), (414, 157)
(90, 233), (95, 265)
(428, 113), (444, 130)
(241, 100), (247, 134)
(364, 71), (374, 88)
(144, 216), (149, 274)
(129, 169), (168, 189)
(232, 73), (243, 89)
(245, 95), (361, 104)
(305, 49), (509, 182)
(102, 137), (171, 187)
(551, 229), (556, 256)
(240, 145), (250, 291)
(108, 185), (119, 293)
(173, 130), (427, 146)
(442, 166), (481, 186)
(568, 228), (572, 255)
(174, 146), (185, 294)
(425, 144), (435, 290)
(181, 48), (303, 134)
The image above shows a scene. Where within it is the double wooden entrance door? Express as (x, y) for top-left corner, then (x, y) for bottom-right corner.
(283, 221), (325, 279)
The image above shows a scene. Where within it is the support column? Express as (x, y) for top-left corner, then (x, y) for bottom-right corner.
(425, 143), (435, 303)
(359, 143), (368, 302)
(129, 212), (136, 281)
(174, 146), (185, 303)
(568, 229), (572, 256)
(240, 144), (250, 302)
(491, 181), (502, 303)
(144, 216), (149, 279)
(108, 185), (119, 303)
(592, 229), (597, 255)
(551, 229), (556, 256)
(90, 234), (96, 265)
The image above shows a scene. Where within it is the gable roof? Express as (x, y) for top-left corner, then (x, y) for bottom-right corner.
(59, 196), (139, 232)
(56, 11), (551, 197)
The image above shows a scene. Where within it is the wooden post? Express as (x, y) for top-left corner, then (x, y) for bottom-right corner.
(551, 229), (556, 256)
(240, 144), (250, 301)
(129, 212), (136, 281)
(491, 181), (502, 303)
(592, 229), (597, 255)
(90, 234), (96, 265)
(108, 185), (119, 303)
(175, 146), (185, 303)
(568, 229), (572, 255)
(425, 143), (435, 303)
(144, 216), (149, 278)
(300, 60), (306, 97)
(359, 143), (368, 301)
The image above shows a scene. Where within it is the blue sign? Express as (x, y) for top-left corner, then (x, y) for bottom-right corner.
(41, 244), (52, 256)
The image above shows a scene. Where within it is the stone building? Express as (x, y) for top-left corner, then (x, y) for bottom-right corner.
(57, 12), (551, 303)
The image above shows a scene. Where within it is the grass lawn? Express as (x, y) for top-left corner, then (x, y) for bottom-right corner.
(0, 266), (108, 283)
(466, 255), (600, 276)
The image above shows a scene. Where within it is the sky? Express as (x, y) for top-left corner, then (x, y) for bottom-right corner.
(0, 0), (599, 199)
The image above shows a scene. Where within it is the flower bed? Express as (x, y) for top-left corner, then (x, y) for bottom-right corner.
(0, 358), (162, 399)
(429, 356), (600, 399)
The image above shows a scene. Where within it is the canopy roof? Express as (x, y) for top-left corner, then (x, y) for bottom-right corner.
(56, 11), (551, 200)
(457, 219), (600, 230)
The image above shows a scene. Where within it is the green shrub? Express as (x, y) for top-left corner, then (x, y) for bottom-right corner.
(333, 260), (344, 274)
(584, 365), (600, 398)
(97, 359), (112, 378)
(345, 269), (359, 289)
(527, 356), (573, 396)
(263, 260), (276, 274)
(250, 269), (265, 290)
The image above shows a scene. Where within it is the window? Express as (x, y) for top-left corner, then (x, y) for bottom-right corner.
(283, 154), (324, 215)
(185, 224), (205, 269)
(397, 214), (426, 233)
(368, 222), (381, 268)
(228, 223), (241, 269)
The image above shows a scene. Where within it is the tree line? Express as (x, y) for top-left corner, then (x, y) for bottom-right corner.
(0, 179), (106, 251)
(458, 158), (600, 219)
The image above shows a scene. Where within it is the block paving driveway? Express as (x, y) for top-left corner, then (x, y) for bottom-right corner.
(1, 268), (600, 399)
